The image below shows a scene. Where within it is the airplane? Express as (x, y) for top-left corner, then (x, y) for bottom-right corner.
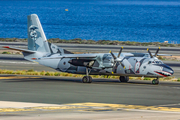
(3, 14), (174, 85)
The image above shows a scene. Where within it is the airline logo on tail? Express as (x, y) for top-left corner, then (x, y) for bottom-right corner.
(29, 25), (38, 41)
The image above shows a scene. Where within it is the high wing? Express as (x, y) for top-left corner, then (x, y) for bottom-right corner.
(3, 46), (35, 53)
(32, 54), (97, 60)
(154, 54), (172, 56)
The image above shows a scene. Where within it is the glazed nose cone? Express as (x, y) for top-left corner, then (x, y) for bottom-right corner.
(162, 64), (174, 76)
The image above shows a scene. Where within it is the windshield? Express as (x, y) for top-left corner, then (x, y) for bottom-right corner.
(148, 60), (163, 64)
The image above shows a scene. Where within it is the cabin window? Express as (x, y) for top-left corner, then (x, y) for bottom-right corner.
(148, 61), (152, 64)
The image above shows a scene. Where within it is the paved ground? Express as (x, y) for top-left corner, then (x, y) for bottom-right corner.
(0, 75), (180, 119)
(1, 42), (180, 55)
(0, 43), (180, 119)
(0, 75), (180, 106)
(1, 108), (180, 120)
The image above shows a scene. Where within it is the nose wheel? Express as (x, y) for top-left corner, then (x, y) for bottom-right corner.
(152, 78), (159, 85)
(82, 68), (92, 83)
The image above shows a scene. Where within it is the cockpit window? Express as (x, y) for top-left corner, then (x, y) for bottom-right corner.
(148, 60), (163, 64)
(156, 61), (159, 64)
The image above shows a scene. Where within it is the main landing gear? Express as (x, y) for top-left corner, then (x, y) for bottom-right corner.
(82, 68), (92, 83)
(82, 76), (92, 83)
(152, 78), (159, 85)
(119, 76), (129, 83)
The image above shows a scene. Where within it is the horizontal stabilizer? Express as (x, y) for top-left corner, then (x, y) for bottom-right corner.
(3, 46), (35, 53)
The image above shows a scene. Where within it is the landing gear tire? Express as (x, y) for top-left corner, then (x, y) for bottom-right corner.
(88, 76), (92, 83)
(152, 79), (159, 85)
(82, 76), (92, 83)
(119, 76), (129, 82)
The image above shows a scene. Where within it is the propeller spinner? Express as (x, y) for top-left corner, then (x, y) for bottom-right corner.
(110, 47), (125, 74)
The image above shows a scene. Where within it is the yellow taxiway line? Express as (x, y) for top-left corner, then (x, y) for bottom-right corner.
(0, 76), (40, 79)
(1, 102), (180, 113)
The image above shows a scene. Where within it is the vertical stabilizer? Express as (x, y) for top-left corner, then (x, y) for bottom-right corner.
(27, 14), (72, 56)
(27, 14), (51, 53)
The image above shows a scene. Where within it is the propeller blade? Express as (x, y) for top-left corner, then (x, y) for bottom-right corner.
(121, 62), (125, 68)
(154, 47), (160, 57)
(110, 51), (117, 59)
(147, 48), (153, 58)
(117, 47), (123, 58)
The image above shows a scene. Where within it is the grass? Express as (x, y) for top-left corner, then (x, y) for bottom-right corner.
(0, 69), (178, 81)
(2, 51), (11, 54)
(143, 77), (151, 80)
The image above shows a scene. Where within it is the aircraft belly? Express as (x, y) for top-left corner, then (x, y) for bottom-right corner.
(77, 66), (86, 74)
(38, 59), (60, 69)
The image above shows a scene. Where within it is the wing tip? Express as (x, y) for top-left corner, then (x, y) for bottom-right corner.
(3, 46), (10, 48)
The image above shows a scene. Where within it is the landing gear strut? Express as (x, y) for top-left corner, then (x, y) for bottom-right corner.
(82, 68), (92, 83)
(119, 76), (129, 82)
(152, 78), (159, 85)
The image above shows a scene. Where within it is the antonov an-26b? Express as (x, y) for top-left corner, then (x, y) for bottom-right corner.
(4, 14), (174, 85)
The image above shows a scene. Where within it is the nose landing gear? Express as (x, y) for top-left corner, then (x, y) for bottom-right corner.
(152, 78), (159, 85)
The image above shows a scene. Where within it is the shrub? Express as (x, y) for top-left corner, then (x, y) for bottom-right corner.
(144, 77), (151, 80)
(45, 72), (50, 76)
(54, 72), (61, 76)
(49, 72), (54, 76)
(163, 77), (174, 80)
(5, 70), (14, 74)
(27, 69), (34, 72)
(40, 71), (45, 76)
(15, 70), (22, 75)
(2, 51), (11, 54)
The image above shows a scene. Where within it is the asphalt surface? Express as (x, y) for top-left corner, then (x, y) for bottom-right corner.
(0, 75), (180, 108)
(0, 43), (180, 108)
(0, 44), (180, 119)
(1, 42), (180, 55)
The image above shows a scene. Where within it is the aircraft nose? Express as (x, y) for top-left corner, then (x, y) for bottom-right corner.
(155, 64), (174, 77)
(162, 64), (174, 76)
(163, 67), (174, 75)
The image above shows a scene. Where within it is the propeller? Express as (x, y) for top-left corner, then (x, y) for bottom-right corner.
(110, 47), (125, 72)
(154, 47), (160, 57)
(110, 47), (123, 61)
(147, 47), (160, 58)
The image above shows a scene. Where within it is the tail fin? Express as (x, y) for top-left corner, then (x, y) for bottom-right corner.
(27, 14), (51, 53)
(27, 14), (70, 55)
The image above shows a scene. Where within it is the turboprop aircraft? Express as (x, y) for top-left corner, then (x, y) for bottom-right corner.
(3, 14), (174, 85)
